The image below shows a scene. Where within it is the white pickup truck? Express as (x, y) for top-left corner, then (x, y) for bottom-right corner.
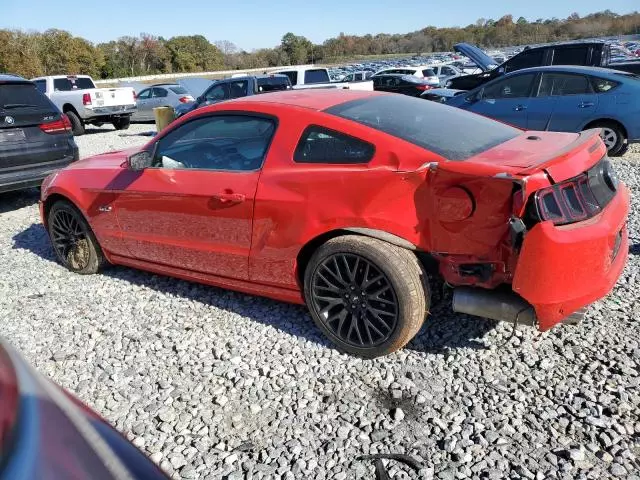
(31, 75), (136, 136)
(271, 66), (373, 91)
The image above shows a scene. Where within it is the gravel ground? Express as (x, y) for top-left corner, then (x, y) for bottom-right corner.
(1, 127), (639, 480)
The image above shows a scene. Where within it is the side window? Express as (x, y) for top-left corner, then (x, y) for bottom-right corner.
(152, 87), (168, 98)
(34, 80), (46, 93)
(483, 74), (536, 100)
(504, 50), (544, 73)
(304, 69), (330, 84)
(591, 77), (619, 93)
(294, 126), (375, 164)
(229, 81), (249, 99)
(204, 84), (230, 101)
(441, 66), (455, 76)
(53, 78), (73, 91)
(279, 71), (298, 85)
(137, 89), (152, 99)
(152, 115), (276, 171)
(537, 73), (593, 96)
(551, 47), (589, 66)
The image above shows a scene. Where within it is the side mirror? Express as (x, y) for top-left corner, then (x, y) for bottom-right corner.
(127, 150), (153, 171)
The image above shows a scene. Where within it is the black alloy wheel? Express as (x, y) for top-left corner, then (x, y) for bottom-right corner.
(310, 253), (399, 348)
(48, 201), (105, 274)
(304, 235), (429, 358)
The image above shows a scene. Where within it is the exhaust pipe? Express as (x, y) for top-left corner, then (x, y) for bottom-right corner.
(452, 287), (537, 326)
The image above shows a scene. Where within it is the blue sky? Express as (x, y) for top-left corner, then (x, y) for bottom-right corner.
(1, 0), (637, 50)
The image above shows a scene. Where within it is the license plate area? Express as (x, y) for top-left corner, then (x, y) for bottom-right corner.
(0, 129), (26, 143)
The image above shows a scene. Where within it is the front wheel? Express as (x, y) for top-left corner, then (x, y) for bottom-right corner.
(304, 235), (429, 358)
(112, 117), (131, 131)
(47, 201), (105, 274)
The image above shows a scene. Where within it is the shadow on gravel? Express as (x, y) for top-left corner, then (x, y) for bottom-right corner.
(0, 189), (40, 214)
(13, 222), (497, 354)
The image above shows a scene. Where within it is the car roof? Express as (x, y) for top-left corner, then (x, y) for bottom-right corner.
(511, 65), (632, 77)
(0, 74), (29, 83)
(223, 89), (383, 111)
(151, 83), (180, 88)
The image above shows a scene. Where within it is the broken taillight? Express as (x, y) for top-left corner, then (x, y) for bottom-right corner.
(530, 158), (618, 226)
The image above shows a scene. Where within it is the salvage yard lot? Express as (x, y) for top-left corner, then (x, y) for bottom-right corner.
(1, 126), (639, 479)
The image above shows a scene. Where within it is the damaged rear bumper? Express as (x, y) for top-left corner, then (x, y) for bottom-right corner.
(511, 185), (630, 330)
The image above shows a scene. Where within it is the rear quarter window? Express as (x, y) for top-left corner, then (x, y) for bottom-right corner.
(326, 95), (520, 161)
(169, 86), (189, 95)
(591, 77), (620, 93)
(294, 126), (374, 164)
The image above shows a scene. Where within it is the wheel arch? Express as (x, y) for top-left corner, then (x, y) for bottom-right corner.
(42, 191), (83, 228)
(582, 118), (629, 139)
(295, 228), (418, 287)
(62, 103), (79, 115)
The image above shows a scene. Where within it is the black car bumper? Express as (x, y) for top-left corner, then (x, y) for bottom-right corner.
(0, 154), (77, 194)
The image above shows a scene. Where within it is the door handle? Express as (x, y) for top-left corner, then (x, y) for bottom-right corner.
(212, 192), (245, 204)
(514, 105), (527, 111)
(579, 102), (594, 108)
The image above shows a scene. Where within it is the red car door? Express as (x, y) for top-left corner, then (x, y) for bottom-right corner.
(113, 114), (277, 280)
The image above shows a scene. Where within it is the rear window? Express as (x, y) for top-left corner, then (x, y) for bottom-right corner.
(325, 95), (520, 161)
(304, 69), (330, 84)
(377, 69), (415, 76)
(53, 77), (95, 91)
(169, 86), (188, 95)
(0, 83), (52, 110)
(256, 76), (290, 92)
(422, 69), (436, 77)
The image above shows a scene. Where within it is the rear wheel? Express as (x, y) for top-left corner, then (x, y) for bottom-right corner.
(591, 121), (628, 157)
(65, 110), (84, 136)
(47, 201), (105, 274)
(112, 117), (131, 131)
(304, 235), (429, 358)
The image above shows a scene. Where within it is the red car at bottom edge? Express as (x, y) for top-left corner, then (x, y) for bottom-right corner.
(39, 90), (629, 358)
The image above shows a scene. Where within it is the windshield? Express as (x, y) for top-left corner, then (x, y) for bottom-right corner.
(326, 94), (520, 160)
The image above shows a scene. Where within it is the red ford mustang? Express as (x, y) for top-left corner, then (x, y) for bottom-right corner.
(39, 90), (629, 357)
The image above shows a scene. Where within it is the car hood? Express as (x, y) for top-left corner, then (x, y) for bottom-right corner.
(454, 43), (499, 72)
(66, 146), (142, 170)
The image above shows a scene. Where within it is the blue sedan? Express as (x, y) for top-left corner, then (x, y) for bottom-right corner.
(445, 66), (640, 156)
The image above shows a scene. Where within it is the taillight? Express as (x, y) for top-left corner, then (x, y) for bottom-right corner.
(40, 114), (72, 134)
(416, 84), (433, 91)
(178, 96), (192, 103)
(0, 345), (19, 458)
(82, 93), (92, 105)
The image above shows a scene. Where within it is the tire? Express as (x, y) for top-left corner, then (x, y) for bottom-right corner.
(591, 121), (627, 157)
(112, 117), (131, 131)
(65, 110), (85, 136)
(304, 235), (429, 358)
(47, 200), (105, 274)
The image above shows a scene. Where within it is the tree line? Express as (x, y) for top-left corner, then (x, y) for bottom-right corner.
(1, 10), (638, 80)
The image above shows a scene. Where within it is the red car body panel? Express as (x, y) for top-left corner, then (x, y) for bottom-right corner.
(39, 90), (629, 330)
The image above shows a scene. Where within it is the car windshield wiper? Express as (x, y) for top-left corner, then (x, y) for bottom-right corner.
(0, 103), (42, 109)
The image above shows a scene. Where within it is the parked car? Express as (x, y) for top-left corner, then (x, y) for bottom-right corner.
(0, 340), (168, 479)
(272, 66), (373, 90)
(446, 65), (640, 156)
(174, 74), (292, 118)
(448, 42), (640, 91)
(0, 74), (78, 193)
(39, 90), (628, 358)
(373, 74), (438, 96)
(431, 64), (463, 84)
(373, 66), (439, 83)
(131, 84), (194, 122)
(32, 75), (136, 136)
(340, 71), (373, 82)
